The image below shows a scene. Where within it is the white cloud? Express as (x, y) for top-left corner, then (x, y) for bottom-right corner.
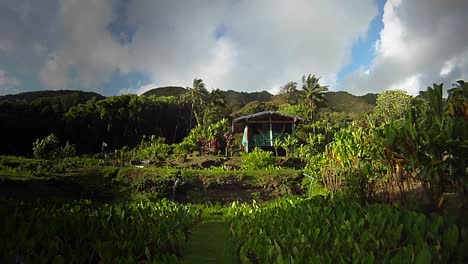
(388, 74), (421, 95)
(1, 0), (378, 94)
(124, 0), (377, 93)
(39, 0), (129, 90)
(0, 69), (20, 95)
(344, 0), (468, 95)
(2, 0), (468, 96)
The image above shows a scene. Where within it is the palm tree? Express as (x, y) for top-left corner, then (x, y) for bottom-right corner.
(301, 74), (329, 120)
(185, 78), (209, 128)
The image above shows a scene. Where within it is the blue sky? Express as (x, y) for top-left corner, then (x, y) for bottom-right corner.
(0, 0), (467, 96)
(336, 0), (386, 83)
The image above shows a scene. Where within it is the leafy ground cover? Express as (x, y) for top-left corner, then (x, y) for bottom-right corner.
(0, 199), (200, 263)
(226, 196), (467, 263)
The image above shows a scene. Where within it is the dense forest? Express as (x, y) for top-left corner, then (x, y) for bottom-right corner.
(0, 79), (376, 156)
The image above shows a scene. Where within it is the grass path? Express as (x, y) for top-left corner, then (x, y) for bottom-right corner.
(182, 212), (238, 264)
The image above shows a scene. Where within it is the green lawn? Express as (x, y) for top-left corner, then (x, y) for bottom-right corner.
(182, 212), (238, 264)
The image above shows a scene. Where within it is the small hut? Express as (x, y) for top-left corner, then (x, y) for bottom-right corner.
(232, 111), (304, 153)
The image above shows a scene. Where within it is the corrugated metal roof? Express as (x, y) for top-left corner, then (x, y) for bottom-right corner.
(232, 111), (305, 123)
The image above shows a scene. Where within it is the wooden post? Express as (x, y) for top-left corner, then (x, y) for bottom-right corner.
(245, 124), (249, 153)
(269, 115), (273, 146)
(292, 123), (296, 155)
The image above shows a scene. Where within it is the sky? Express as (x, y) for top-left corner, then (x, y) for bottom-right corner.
(0, 0), (467, 96)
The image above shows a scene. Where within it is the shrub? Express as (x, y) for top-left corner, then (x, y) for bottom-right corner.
(242, 148), (275, 170)
(133, 135), (171, 162)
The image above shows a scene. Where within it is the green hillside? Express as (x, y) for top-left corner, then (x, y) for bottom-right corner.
(219, 90), (273, 112)
(322, 91), (377, 114)
(140, 86), (187, 97)
(141, 86), (273, 112)
(142, 86), (377, 117)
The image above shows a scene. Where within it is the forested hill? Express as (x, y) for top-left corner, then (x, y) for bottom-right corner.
(322, 91), (378, 113)
(142, 86), (273, 112)
(0, 90), (105, 102)
(142, 86), (377, 114)
(141, 86), (187, 97)
(220, 90), (273, 112)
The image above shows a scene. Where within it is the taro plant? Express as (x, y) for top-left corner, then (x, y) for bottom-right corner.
(273, 138), (283, 157)
(227, 196), (466, 263)
(319, 121), (386, 200)
(0, 199), (200, 263)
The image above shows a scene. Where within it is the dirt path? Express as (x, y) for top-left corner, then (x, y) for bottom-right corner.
(182, 213), (238, 264)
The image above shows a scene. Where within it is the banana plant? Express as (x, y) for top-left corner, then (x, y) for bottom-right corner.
(281, 135), (298, 157)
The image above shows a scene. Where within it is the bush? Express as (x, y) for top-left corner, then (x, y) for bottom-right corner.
(371, 90), (413, 123)
(242, 148), (275, 170)
(59, 157), (104, 167)
(173, 139), (197, 158)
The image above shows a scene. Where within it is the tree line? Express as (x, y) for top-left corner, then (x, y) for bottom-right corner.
(0, 93), (192, 155)
(0, 74), (362, 157)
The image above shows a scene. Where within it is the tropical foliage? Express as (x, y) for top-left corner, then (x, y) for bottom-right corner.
(227, 196), (467, 263)
(296, 82), (468, 208)
(0, 199), (200, 263)
(378, 83), (468, 207)
(174, 118), (229, 157)
(33, 133), (76, 159)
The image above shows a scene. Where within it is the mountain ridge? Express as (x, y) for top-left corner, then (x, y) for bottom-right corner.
(2, 87), (378, 116)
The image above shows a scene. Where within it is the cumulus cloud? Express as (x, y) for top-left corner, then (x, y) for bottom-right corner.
(0, 69), (20, 95)
(124, 0), (377, 93)
(39, 0), (129, 90)
(5, 0), (466, 96)
(1, 0), (378, 94)
(343, 0), (468, 95)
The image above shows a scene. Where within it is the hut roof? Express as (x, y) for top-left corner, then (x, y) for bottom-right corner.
(232, 111), (304, 133)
